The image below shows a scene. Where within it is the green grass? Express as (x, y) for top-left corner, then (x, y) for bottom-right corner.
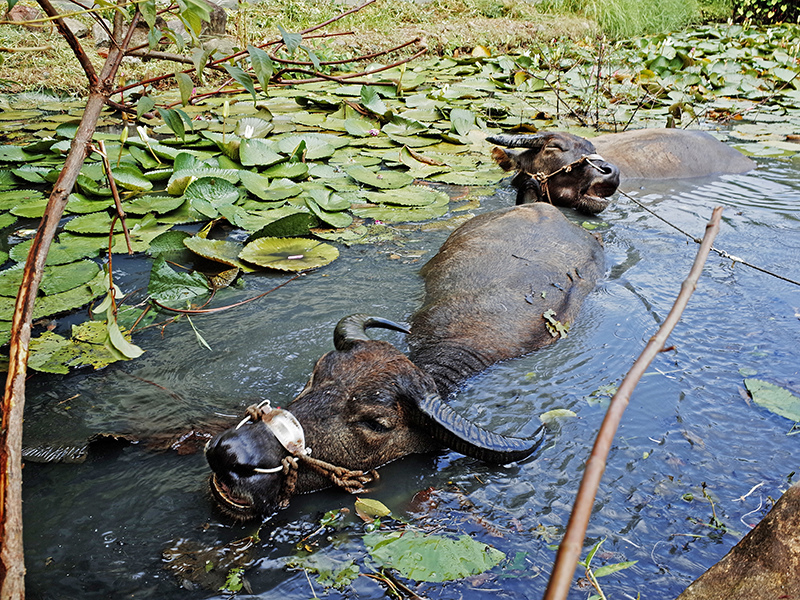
(540, 0), (734, 38)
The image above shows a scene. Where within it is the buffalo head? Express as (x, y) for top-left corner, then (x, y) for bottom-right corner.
(487, 131), (620, 214)
(205, 315), (544, 519)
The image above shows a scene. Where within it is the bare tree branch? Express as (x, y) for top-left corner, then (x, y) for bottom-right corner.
(542, 206), (724, 600)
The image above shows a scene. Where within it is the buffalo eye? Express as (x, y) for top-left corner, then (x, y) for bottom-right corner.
(360, 418), (393, 433)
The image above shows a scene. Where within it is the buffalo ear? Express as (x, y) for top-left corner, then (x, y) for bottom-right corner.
(410, 393), (545, 464)
(491, 147), (520, 171)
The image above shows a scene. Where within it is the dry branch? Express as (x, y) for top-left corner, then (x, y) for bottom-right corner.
(542, 206), (724, 600)
(0, 3), (140, 597)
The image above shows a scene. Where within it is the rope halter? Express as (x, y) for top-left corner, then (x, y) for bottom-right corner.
(524, 153), (609, 205)
(238, 401), (379, 508)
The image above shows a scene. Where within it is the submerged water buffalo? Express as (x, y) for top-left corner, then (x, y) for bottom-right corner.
(205, 203), (604, 519)
(489, 129), (754, 206)
(487, 131), (621, 214)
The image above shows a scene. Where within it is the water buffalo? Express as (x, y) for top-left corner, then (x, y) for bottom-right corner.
(487, 131), (620, 214)
(205, 202), (604, 519)
(490, 129), (754, 202)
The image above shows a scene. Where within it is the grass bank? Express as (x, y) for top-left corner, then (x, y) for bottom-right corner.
(0, 0), (736, 96)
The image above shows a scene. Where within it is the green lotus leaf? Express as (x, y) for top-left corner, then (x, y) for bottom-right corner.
(146, 230), (193, 260)
(239, 237), (338, 271)
(351, 191), (449, 223)
(75, 172), (112, 197)
(183, 176), (241, 209)
(345, 115), (380, 137)
(234, 117), (274, 139)
(143, 167), (174, 182)
(0, 260), (100, 297)
(63, 212), (116, 235)
(306, 188), (350, 211)
(345, 165), (414, 189)
(382, 115), (428, 136)
(295, 92), (342, 110)
(0, 189), (46, 210)
(10, 233), (107, 265)
(28, 325), (133, 374)
(147, 256), (210, 306)
(0, 145), (44, 162)
(277, 133), (348, 156)
(429, 168), (502, 185)
(237, 172), (297, 203)
(129, 146), (162, 170)
(239, 138), (284, 167)
(0, 214), (16, 231)
(0, 269), (106, 321)
(262, 162), (308, 180)
(362, 186), (448, 207)
(110, 166), (153, 193)
(10, 199), (50, 218)
(313, 223), (399, 245)
(183, 237), (256, 272)
(65, 192), (115, 214)
(123, 194), (186, 215)
(11, 165), (52, 184)
(305, 198), (353, 229)
(247, 211), (316, 239)
(167, 168), (240, 196)
(449, 107), (477, 136)
(744, 378), (800, 422)
(364, 530), (504, 583)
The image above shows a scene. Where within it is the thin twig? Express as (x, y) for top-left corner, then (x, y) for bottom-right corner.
(543, 207), (724, 600)
(151, 273), (302, 315)
(96, 140), (133, 254)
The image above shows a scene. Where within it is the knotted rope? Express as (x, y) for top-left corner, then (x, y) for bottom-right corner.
(524, 153), (609, 205)
(243, 403), (379, 509)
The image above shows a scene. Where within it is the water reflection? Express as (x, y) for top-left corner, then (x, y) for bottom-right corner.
(23, 157), (800, 599)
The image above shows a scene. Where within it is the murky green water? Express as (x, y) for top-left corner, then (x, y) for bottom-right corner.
(22, 156), (800, 599)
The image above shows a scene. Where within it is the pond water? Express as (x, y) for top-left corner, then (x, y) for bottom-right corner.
(22, 155), (800, 599)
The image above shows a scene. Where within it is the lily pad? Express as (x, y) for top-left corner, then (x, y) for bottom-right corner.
(184, 177), (241, 218)
(147, 256), (210, 306)
(123, 194), (186, 215)
(744, 378), (800, 423)
(234, 117), (274, 139)
(0, 269), (106, 321)
(305, 198), (353, 229)
(183, 237), (256, 272)
(364, 530), (504, 583)
(345, 165), (415, 189)
(262, 161), (309, 180)
(239, 138), (284, 167)
(239, 237), (339, 271)
(10, 233), (106, 265)
(362, 186), (448, 207)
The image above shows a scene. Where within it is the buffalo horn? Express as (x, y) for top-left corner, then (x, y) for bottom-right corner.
(486, 133), (548, 149)
(414, 393), (545, 463)
(333, 314), (411, 351)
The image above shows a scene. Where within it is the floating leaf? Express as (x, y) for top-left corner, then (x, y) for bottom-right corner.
(247, 212), (316, 239)
(234, 117), (274, 139)
(239, 138), (284, 167)
(306, 188), (350, 211)
(345, 165), (414, 189)
(147, 256), (210, 305)
(147, 230), (193, 259)
(360, 85), (389, 117)
(239, 237), (338, 271)
(744, 379), (800, 423)
(183, 237), (256, 272)
(543, 309), (570, 338)
(540, 409), (578, 423)
(124, 194), (185, 215)
(364, 530), (504, 582)
(382, 115), (427, 136)
(354, 498), (391, 523)
(262, 161), (308, 180)
(362, 186), (448, 207)
(184, 176), (240, 218)
(306, 198), (353, 229)
(351, 190), (449, 223)
(10, 234), (106, 265)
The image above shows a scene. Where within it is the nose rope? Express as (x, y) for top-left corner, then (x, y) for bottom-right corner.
(242, 402), (379, 509)
(522, 154), (609, 205)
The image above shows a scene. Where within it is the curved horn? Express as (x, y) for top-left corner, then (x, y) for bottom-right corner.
(486, 133), (548, 149)
(413, 393), (545, 464)
(333, 314), (411, 351)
